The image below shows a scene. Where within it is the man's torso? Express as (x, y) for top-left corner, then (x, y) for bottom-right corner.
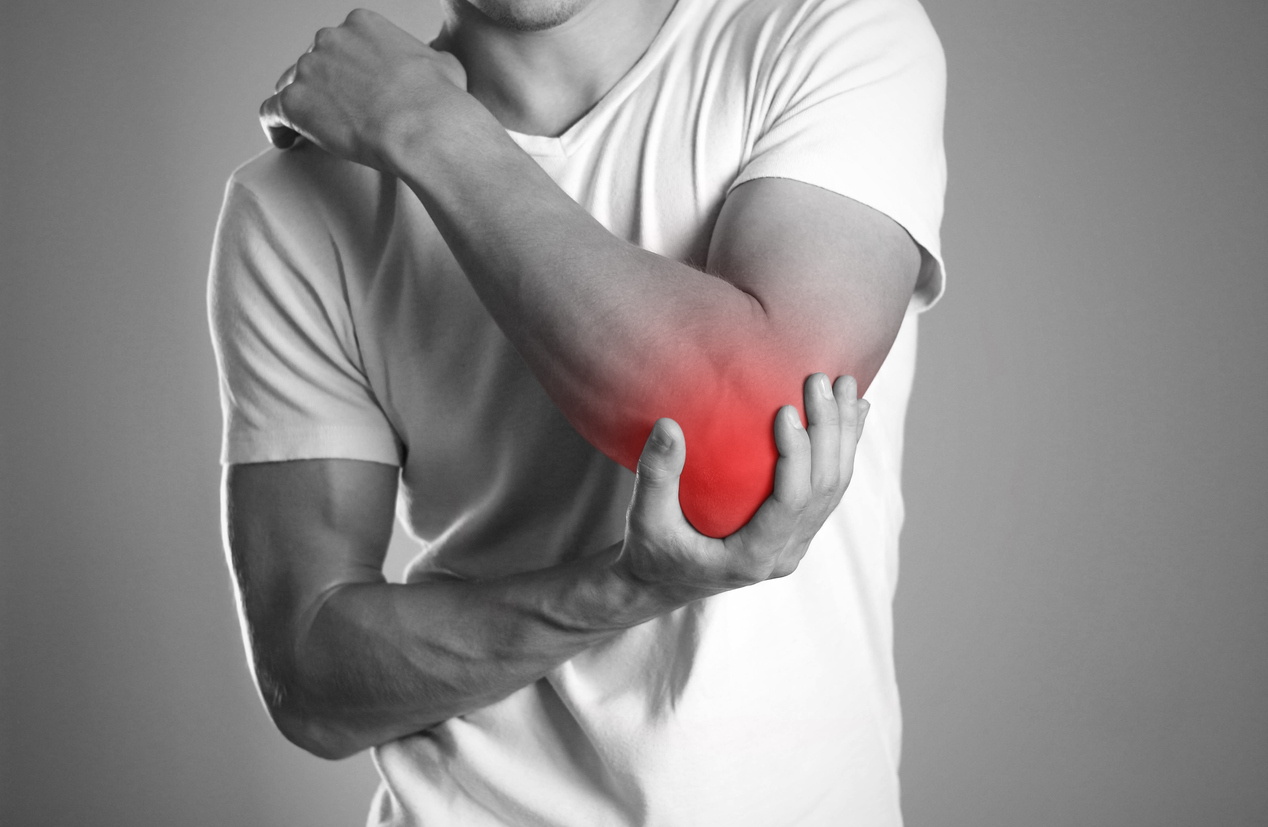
(215, 0), (945, 821)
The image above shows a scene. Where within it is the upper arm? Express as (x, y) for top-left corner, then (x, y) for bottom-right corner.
(706, 177), (922, 393)
(222, 458), (397, 722)
(651, 0), (946, 535)
(209, 168), (402, 468)
(709, 0), (948, 342)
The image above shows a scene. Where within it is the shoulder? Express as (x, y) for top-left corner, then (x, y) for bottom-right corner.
(212, 143), (409, 310)
(210, 143), (401, 326)
(735, 0), (939, 38)
(227, 140), (377, 206)
(220, 142), (392, 246)
(691, 0), (942, 71)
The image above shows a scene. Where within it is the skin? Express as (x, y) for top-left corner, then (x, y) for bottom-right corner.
(230, 0), (919, 759)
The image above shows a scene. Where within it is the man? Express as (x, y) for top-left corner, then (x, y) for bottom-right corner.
(208, 0), (945, 822)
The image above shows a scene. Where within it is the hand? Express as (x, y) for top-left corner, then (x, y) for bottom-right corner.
(617, 373), (869, 597)
(259, 9), (467, 172)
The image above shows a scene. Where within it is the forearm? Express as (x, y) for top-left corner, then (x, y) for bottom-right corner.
(398, 95), (771, 397)
(392, 95), (847, 535)
(277, 542), (705, 759)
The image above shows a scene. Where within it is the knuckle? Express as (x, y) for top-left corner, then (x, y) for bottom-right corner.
(313, 26), (335, 46)
(346, 7), (371, 23)
(783, 491), (811, 516)
(816, 397), (840, 424)
(635, 459), (668, 485)
(782, 438), (808, 464)
(826, 466), (843, 489)
(771, 560), (799, 579)
(776, 544), (812, 579)
(837, 468), (854, 492)
(814, 468), (841, 495)
(765, 549), (803, 580)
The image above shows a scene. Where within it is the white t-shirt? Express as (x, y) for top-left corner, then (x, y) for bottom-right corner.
(208, 0), (945, 822)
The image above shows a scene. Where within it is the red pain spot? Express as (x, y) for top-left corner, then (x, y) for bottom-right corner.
(611, 383), (807, 539)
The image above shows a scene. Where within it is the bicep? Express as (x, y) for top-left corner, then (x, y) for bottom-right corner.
(223, 459), (398, 687)
(706, 177), (921, 392)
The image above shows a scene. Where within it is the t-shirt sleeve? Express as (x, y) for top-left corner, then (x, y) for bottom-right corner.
(728, 0), (948, 310)
(207, 172), (402, 466)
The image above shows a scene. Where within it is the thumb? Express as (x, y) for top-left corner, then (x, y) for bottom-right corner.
(628, 418), (686, 525)
(427, 30), (468, 90)
(259, 93), (302, 150)
(436, 50), (468, 91)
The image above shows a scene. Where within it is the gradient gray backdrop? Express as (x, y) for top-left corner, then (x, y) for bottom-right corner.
(3, 1), (1265, 824)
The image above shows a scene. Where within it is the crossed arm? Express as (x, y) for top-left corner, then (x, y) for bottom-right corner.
(226, 10), (920, 759)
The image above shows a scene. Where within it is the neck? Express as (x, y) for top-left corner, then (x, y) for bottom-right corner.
(437, 0), (678, 137)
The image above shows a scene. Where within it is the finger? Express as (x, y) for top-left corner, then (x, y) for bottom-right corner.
(771, 404), (811, 509)
(428, 29), (453, 53)
(344, 7), (383, 26)
(742, 404), (811, 533)
(627, 418), (687, 530)
(834, 375), (859, 438)
(832, 376), (865, 495)
(259, 90), (301, 149)
(804, 372), (841, 499)
(274, 63), (296, 93)
(724, 404), (811, 572)
(433, 49), (469, 90)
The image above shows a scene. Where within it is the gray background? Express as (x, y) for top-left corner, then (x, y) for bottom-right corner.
(3, 0), (1265, 824)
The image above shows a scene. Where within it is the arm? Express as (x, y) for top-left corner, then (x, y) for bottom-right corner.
(261, 11), (921, 536)
(226, 377), (867, 760)
(399, 125), (917, 538)
(225, 457), (642, 760)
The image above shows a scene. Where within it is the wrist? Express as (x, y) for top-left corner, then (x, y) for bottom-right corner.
(604, 543), (721, 622)
(557, 543), (691, 631)
(382, 86), (497, 182)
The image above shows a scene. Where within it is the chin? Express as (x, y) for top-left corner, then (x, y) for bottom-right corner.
(463, 0), (596, 31)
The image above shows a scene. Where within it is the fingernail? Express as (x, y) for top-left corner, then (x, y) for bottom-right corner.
(818, 374), (833, 399)
(787, 406), (804, 430)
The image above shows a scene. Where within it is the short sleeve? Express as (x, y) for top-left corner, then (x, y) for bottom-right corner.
(207, 172), (402, 466)
(728, 0), (948, 310)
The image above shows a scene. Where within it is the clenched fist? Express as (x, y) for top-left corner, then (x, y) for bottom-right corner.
(260, 9), (467, 172)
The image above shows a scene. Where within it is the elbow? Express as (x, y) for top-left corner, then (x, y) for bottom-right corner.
(282, 721), (363, 762)
(266, 689), (366, 761)
(252, 653), (367, 760)
(586, 349), (794, 538)
(677, 410), (780, 538)
(269, 695), (448, 760)
(579, 325), (872, 537)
